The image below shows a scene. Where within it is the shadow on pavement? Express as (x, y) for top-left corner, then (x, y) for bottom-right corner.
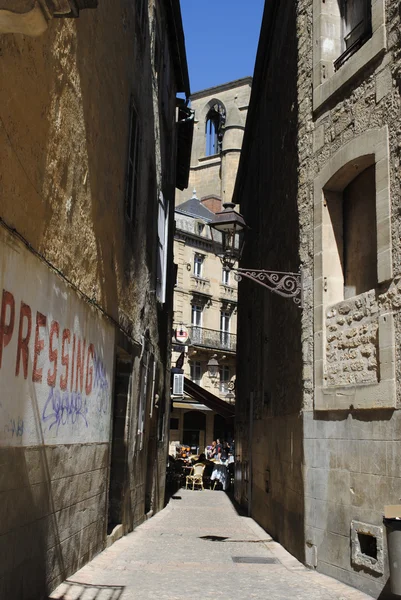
(49, 580), (125, 599)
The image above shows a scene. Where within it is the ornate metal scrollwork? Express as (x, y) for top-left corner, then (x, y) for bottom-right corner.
(233, 268), (303, 308)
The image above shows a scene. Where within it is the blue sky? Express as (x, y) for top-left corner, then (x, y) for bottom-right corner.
(181, 0), (265, 94)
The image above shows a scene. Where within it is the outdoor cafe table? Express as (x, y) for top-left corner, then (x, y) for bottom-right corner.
(210, 462), (229, 491)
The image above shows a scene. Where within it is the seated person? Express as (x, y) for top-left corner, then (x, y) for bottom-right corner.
(213, 439), (222, 461)
(209, 441), (217, 459)
(220, 441), (228, 462)
(196, 453), (214, 477)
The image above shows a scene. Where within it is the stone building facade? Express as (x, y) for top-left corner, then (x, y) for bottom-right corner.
(176, 77), (251, 206)
(170, 192), (237, 451)
(171, 79), (251, 452)
(0, 1), (191, 598)
(233, 0), (401, 597)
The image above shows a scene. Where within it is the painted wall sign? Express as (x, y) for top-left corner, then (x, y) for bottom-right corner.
(0, 227), (115, 446)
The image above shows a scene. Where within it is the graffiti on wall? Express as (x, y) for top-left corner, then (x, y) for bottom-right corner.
(0, 228), (115, 446)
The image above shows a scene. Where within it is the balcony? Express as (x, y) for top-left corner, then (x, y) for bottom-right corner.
(190, 275), (211, 295)
(219, 283), (237, 302)
(188, 326), (236, 352)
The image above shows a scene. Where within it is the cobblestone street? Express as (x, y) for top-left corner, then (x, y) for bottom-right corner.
(50, 490), (373, 600)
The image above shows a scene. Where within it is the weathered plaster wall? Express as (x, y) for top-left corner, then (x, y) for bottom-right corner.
(0, 226), (113, 597)
(0, 227), (114, 447)
(0, 0), (165, 334)
(0, 0), (180, 596)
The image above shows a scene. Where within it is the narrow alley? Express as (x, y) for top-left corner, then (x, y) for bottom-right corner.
(50, 490), (372, 600)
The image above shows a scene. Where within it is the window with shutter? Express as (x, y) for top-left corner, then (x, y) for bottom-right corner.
(219, 365), (230, 393)
(222, 267), (230, 285)
(220, 310), (231, 347)
(173, 373), (184, 395)
(126, 102), (140, 222)
(334, 0), (372, 70)
(191, 305), (203, 327)
(190, 361), (202, 385)
(193, 253), (204, 277)
(156, 192), (169, 303)
(137, 350), (149, 449)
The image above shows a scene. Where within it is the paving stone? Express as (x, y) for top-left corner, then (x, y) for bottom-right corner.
(50, 489), (373, 600)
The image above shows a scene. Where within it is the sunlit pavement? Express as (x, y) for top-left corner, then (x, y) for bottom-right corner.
(50, 489), (372, 600)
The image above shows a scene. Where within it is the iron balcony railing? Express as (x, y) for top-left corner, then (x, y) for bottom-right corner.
(188, 326), (236, 352)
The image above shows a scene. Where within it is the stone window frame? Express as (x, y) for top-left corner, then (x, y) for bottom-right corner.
(314, 126), (395, 411)
(351, 520), (384, 575)
(313, 0), (386, 111)
(202, 98), (226, 159)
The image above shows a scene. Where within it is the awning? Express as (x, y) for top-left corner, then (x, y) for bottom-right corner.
(183, 377), (235, 419)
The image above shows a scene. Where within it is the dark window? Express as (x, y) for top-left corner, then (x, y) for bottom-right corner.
(157, 392), (166, 442)
(190, 361), (202, 384)
(191, 305), (202, 327)
(205, 103), (226, 156)
(219, 365), (230, 393)
(194, 253), (204, 277)
(222, 268), (230, 285)
(220, 310), (231, 347)
(136, 0), (147, 33)
(137, 350), (150, 449)
(334, 0), (372, 70)
(358, 532), (378, 560)
(343, 165), (377, 298)
(126, 102), (140, 222)
(170, 418), (179, 430)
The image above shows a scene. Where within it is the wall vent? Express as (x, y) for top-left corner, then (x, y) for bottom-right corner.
(351, 520), (384, 575)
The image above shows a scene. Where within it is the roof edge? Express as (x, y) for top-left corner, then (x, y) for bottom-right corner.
(232, 3), (278, 206)
(190, 76), (252, 101)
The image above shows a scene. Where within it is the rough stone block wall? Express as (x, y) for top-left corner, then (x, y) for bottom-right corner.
(0, 444), (108, 598)
(303, 410), (401, 597)
(326, 293), (379, 386)
(235, 0), (401, 595)
(297, 0), (401, 593)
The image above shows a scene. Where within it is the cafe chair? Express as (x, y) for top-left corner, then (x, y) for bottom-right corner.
(185, 463), (205, 491)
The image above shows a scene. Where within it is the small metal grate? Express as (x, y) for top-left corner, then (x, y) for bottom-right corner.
(232, 556), (278, 564)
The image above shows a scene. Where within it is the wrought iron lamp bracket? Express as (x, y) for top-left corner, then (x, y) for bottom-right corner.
(232, 268), (303, 308)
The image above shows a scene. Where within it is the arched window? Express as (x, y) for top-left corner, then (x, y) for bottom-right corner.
(205, 103), (226, 156)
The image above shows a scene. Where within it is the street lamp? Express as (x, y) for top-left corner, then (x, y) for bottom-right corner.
(209, 203), (303, 308)
(225, 390), (235, 404)
(207, 355), (219, 378)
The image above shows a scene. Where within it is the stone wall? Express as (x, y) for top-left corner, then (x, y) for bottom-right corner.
(233, 0), (305, 562)
(176, 78), (251, 206)
(304, 409), (401, 596)
(326, 293), (379, 387)
(0, 444), (108, 597)
(234, 0), (401, 595)
(0, 0), (183, 596)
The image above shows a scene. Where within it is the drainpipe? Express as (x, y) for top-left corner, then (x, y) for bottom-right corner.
(248, 391), (254, 517)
